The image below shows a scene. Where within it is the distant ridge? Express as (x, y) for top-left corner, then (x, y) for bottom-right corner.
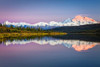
(51, 24), (100, 33)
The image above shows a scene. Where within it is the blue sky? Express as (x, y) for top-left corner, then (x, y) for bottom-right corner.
(0, 0), (100, 23)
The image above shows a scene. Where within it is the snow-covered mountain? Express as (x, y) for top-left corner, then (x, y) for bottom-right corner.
(3, 15), (99, 29)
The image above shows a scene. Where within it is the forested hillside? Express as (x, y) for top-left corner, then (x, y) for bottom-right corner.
(51, 24), (100, 33)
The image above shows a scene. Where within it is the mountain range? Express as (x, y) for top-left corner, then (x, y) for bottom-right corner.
(3, 15), (99, 30)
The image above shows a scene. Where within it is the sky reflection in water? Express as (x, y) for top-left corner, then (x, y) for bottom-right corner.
(0, 36), (100, 67)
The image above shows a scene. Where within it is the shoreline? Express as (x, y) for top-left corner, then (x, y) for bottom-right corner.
(0, 32), (67, 38)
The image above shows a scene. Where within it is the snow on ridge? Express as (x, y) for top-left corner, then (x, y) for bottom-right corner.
(3, 15), (99, 28)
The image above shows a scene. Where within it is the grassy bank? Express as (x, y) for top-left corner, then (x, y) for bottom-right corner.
(0, 32), (67, 38)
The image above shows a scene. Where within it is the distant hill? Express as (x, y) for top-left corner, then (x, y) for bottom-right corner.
(51, 24), (100, 33)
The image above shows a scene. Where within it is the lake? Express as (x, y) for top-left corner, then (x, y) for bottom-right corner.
(0, 34), (100, 67)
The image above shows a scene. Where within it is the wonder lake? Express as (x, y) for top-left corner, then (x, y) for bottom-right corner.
(0, 34), (100, 67)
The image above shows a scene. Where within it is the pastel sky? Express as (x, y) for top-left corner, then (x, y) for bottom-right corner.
(0, 0), (100, 23)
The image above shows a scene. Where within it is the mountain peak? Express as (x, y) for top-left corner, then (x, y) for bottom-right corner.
(75, 15), (83, 19)
(72, 15), (84, 22)
(72, 15), (97, 23)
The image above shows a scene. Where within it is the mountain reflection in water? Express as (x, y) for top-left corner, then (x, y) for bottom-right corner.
(1, 34), (100, 52)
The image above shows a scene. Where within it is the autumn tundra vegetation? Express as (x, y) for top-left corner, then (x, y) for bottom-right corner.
(0, 23), (67, 38)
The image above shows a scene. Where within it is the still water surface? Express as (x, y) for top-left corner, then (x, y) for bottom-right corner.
(0, 34), (100, 67)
